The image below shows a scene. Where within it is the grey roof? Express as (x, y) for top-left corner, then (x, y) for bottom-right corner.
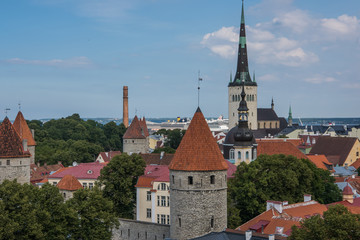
(253, 129), (282, 139)
(191, 230), (285, 240)
(336, 182), (360, 198)
(333, 166), (357, 176)
(278, 117), (288, 131)
(257, 108), (279, 121)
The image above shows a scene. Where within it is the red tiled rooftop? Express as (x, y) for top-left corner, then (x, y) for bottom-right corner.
(351, 158), (360, 169)
(0, 117), (30, 158)
(57, 174), (83, 191)
(98, 151), (121, 162)
(49, 162), (106, 179)
(169, 108), (228, 171)
(307, 154), (332, 170)
(30, 163), (64, 183)
(257, 141), (308, 160)
(123, 116), (147, 139)
(13, 111), (36, 146)
(256, 138), (302, 147)
(135, 176), (156, 188)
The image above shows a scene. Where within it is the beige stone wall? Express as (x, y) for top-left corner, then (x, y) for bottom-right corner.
(60, 189), (75, 201)
(28, 146), (35, 164)
(349, 128), (360, 140)
(136, 187), (152, 222)
(49, 178), (96, 189)
(123, 138), (149, 154)
(229, 86), (258, 130)
(0, 157), (30, 184)
(257, 120), (280, 129)
(343, 139), (360, 166)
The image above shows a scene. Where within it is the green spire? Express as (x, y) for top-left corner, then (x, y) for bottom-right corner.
(253, 70), (256, 82)
(239, 0), (247, 49)
(241, 0), (245, 25)
(230, 71), (233, 83)
(288, 105), (293, 120)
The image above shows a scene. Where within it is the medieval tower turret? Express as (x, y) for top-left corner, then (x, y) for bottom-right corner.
(229, 0), (257, 129)
(169, 107), (228, 240)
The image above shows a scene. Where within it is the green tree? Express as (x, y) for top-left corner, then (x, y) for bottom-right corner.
(66, 187), (118, 240)
(153, 146), (176, 154)
(99, 153), (146, 218)
(289, 204), (360, 240)
(228, 154), (342, 225)
(155, 129), (186, 149)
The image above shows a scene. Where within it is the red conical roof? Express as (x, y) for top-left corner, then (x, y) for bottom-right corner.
(57, 175), (83, 191)
(343, 184), (353, 195)
(0, 117), (30, 158)
(169, 108), (228, 171)
(123, 116), (147, 139)
(13, 111), (36, 146)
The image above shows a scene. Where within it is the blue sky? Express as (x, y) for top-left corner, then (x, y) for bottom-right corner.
(1, 0), (359, 120)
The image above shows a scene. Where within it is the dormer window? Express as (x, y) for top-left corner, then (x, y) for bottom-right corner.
(87, 170), (93, 174)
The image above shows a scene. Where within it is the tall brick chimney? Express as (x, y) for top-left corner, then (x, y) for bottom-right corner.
(123, 86), (129, 128)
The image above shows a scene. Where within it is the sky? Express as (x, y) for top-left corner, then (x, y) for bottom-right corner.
(1, 0), (360, 120)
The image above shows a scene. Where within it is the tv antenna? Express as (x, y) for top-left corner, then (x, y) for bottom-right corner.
(197, 70), (203, 107)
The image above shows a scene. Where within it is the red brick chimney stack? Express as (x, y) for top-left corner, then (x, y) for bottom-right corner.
(123, 86), (129, 128)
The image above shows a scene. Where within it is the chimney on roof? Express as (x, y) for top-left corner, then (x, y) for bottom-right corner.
(266, 201), (283, 213)
(123, 86), (129, 128)
(304, 194), (312, 202)
(22, 139), (28, 152)
(31, 129), (35, 138)
(160, 151), (165, 160)
(245, 230), (252, 240)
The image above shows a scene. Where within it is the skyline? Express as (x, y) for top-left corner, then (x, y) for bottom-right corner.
(1, 0), (359, 120)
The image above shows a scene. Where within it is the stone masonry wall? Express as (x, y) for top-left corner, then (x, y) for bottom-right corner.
(0, 157), (30, 184)
(170, 170), (227, 240)
(112, 219), (170, 240)
(123, 138), (148, 154)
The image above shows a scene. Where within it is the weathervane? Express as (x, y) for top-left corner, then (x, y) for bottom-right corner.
(18, 102), (21, 111)
(197, 70), (203, 107)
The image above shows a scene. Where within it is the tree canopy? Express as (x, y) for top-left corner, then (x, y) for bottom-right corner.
(227, 154), (342, 228)
(154, 129), (186, 150)
(99, 153), (146, 218)
(289, 204), (360, 240)
(0, 180), (117, 240)
(28, 114), (127, 166)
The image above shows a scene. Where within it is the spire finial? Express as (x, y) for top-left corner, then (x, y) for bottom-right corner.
(230, 71), (232, 83)
(271, 97), (274, 110)
(197, 71), (203, 108)
(253, 70), (256, 82)
(4, 108), (10, 116)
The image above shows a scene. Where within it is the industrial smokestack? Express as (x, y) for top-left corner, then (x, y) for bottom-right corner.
(123, 86), (129, 128)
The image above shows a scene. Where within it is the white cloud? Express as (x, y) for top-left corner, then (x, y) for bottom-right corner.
(4, 57), (92, 67)
(201, 27), (238, 59)
(342, 82), (360, 89)
(321, 15), (360, 36)
(272, 9), (312, 33)
(305, 75), (337, 84)
(258, 74), (279, 82)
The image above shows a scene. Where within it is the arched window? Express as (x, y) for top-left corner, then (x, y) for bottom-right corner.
(232, 95), (235, 102)
(270, 122), (272, 129)
(246, 151), (249, 159)
(230, 149), (235, 160)
(210, 216), (214, 228)
(238, 151), (241, 160)
(258, 123), (260, 129)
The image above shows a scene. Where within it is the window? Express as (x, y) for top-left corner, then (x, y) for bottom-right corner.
(172, 175), (175, 184)
(63, 192), (66, 198)
(6, 160), (10, 165)
(160, 183), (167, 191)
(0, 161), (2, 166)
(232, 95), (234, 102)
(230, 149), (235, 160)
(210, 175), (215, 184)
(161, 196), (166, 206)
(188, 176), (193, 185)
(20, 161), (22, 165)
(161, 214), (166, 224)
(167, 215), (170, 225)
(147, 191), (151, 201)
(270, 123), (272, 128)
(157, 196), (160, 206)
(357, 152), (359, 157)
(132, 140), (135, 143)
(246, 151), (249, 159)
(211, 216), (214, 228)
(238, 151), (241, 160)
(179, 217), (182, 227)
(157, 214), (160, 224)
(146, 208), (151, 218)
(258, 123), (260, 129)
(145, 232), (147, 239)
(89, 183), (93, 189)
(83, 183), (87, 188)
(128, 229), (130, 237)
(53, 182), (57, 186)
(167, 196), (170, 207)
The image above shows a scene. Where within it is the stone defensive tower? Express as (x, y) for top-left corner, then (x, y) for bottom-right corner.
(169, 107), (228, 240)
(229, 0), (257, 129)
(123, 86), (129, 128)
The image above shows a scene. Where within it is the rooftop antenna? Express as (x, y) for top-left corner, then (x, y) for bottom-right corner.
(4, 108), (10, 116)
(197, 70), (203, 107)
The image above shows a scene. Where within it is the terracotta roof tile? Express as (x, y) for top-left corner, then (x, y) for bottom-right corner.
(351, 158), (360, 169)
(309, 136), (358, 165)
(0, 117), (30, 158)
(98, 151), (122, 162)
(257, 141), (308, 160)
(49, 162), (106, 180)
(135, 176), (156, 188)
(123, 116), (147, 139)
(169, 108), (228, 171)
(13, 111), (36, 146)
(140, 153), (174, 165)
(57, 175), (83, 191)
(140, 117), (149, 137)
(30, 163), (64, 183)
(307, 155), (332, 170)
(256, 138), (302, 147)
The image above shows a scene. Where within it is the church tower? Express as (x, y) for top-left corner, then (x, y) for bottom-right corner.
(228, 0), (257, 129)
(288, 105), (293, 126)
(169, 107), (228, 240)
(224, 81), (257, 165)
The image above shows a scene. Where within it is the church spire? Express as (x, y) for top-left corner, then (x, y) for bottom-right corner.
(237, 81), (249, 125)
(271, 97), (274, 110)
(230, 0), (256, 87)
(288, 105), (293, 126)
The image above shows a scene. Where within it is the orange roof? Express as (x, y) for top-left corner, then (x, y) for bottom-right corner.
(135, 176), (156, 188)
(0, 117), (31, 158)
(139, 117), (149, 137)
(13, 111), (36, 146)
(238, 201), (327, 236)
(56, 175), (83, 191)
(123, 116), (147, 139)
(307, 155), (332, 170)
(257, 141), (308, 160)
(351, 158), (360, 169)
(169, 108), (228, 171)
(256, 138), (302, 147)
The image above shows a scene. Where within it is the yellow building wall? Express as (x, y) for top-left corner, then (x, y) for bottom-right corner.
(343, 139), (360, 166)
